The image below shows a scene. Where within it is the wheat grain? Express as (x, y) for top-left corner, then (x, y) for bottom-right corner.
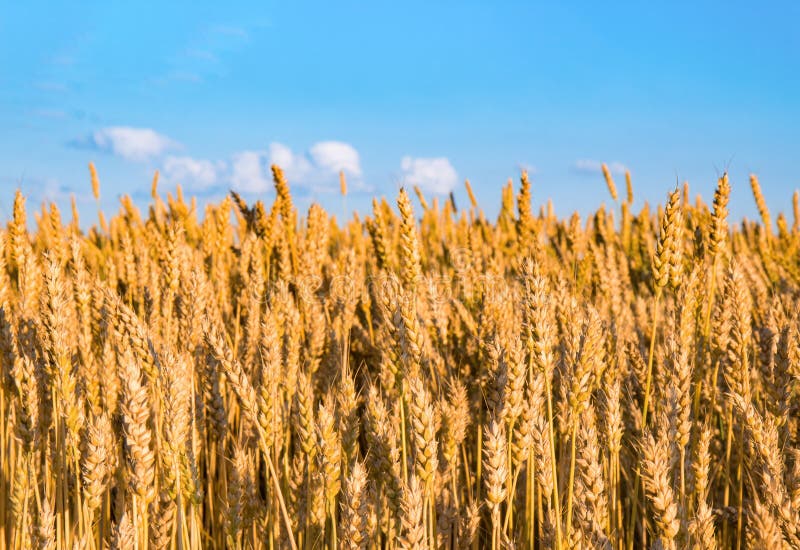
(0, 165), (796, 549)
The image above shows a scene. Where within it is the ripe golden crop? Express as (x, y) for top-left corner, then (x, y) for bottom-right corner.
(0, 166), (797, 549)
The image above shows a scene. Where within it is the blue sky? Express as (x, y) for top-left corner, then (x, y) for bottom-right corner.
(1, 1), (798, 224)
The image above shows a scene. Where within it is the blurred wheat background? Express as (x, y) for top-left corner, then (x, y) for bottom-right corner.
(0, 163), (798, 550)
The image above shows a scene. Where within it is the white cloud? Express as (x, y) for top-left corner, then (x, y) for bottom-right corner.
(574, 159), (628, 176)
(268, 143), (312, 184)
(151, 140), (364, 194)
(247, 141), (364, 192)
(231, 150), (271, 193)
(80, 127), (179, 162)
(309, 141), (362, 177)
(163, 155), (225, 189)
(400, 156), (458, 194)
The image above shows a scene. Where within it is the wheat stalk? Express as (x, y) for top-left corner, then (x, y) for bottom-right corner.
(0, 164), (797, 549)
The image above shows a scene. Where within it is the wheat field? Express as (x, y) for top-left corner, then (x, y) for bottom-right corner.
(0, 164), (798, 549)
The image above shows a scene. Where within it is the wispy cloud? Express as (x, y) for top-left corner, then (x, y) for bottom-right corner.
(210, 25), (250, 39)
(0, 175), (92, 207)
(34, 81), (70, 93)
(156, 23), (259, 85)
(49, 53), (76, 67)
(185, 49), (218, 62)
(162, 71), (203, 83)
(573, 159), (628, 176)
(400, 156), (458, 194)
(38, 179), (92, 203)
(71, 127), (180, 162)
(33, 108), (68, 120)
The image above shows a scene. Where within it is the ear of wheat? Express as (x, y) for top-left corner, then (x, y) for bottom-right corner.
(0, 166), (794, 549)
